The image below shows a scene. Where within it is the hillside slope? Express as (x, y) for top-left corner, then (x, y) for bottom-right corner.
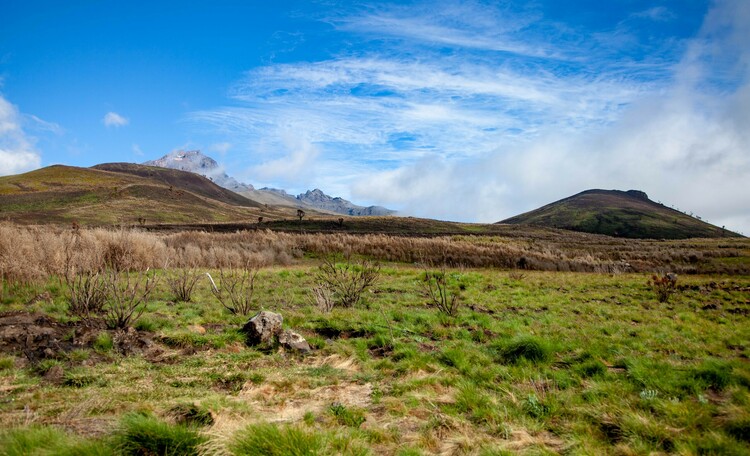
(500, 189), (740, 239)
(0, 164), (303, 225)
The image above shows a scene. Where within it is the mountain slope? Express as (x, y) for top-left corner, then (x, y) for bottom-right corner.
(0, 164), (298, 225)
(92, 163), (261, 208)
(500, 189), (740, 239)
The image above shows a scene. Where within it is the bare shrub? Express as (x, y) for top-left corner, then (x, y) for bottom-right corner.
(420, 266), (463, 316)
(166, 268), (202, 302)
(314, 253), (380, 308)
(648, 273), (678, 303)
(310, 284), (334, 313)
(206, 267), (259, 315)
(103, 268), (160, 329)
(67, 271), (107, 320)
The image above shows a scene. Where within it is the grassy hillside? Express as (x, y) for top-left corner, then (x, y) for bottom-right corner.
(93, 163), (262, 209)
(0, 165), (311, 225)
(501, 189), (740, 239)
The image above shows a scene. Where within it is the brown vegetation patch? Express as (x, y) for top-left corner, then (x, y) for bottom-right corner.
(0, 311), (74, 362)
(0, 311), (157, 362)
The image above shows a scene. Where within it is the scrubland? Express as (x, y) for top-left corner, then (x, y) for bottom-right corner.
(0, 224), (748, 455)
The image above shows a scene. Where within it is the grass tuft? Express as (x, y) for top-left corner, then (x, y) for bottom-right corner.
(230, 422), (323, 456)
(112, 412), (206, 456)
(496, 336), (551, 364)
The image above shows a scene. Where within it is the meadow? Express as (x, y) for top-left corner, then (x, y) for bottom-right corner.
(0, 224), (748, 455)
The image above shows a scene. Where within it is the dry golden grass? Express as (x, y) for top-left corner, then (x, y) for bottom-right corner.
(1, 223), (748, 290)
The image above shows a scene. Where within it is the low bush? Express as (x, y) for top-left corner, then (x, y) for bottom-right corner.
(166, 267), (202, 303)
(647, 273), (678, 303)
(419, 267), (463, 316)
(314, 253), (380, 308)
(207, 267), (259, 315)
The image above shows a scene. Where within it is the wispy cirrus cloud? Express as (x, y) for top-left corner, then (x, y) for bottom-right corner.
(188, 0), (750, 233)
(103, 111), (129, 128)
(0, 94), (42, 176)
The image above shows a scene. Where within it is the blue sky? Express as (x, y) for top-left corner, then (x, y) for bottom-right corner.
(2, 1), (749, 233)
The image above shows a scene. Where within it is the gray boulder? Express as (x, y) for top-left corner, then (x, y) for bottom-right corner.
(278, 330), (312, 353)
(241, 311), (283, 346)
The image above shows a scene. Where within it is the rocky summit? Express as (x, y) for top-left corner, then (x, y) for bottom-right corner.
(144, 150), (253, 192)
(297, 189), (396, 216)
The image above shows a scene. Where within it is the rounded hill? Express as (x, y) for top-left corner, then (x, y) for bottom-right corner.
(500, 189), (741, 239)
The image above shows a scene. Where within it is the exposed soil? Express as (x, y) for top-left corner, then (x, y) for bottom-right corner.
(0, 311), (155, 363)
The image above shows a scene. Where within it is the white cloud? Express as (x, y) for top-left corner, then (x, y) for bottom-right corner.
(250, 132), (320, 187)
(103, 111), (129, 128)
(132, 144), (144, 156)
(0, 94), (42, 176)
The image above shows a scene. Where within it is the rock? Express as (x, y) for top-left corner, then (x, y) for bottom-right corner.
(241, 311), (283, 346)
(43, 365), (64, 384)
(278, 330), (311, 353)
(187, 325), (206, 335)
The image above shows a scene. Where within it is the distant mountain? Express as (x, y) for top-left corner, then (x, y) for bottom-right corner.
(143, 150), (253, 192)
(296, 189), (396, 216)
(144, 150), (396, 217)
(500, 189), (741, 239)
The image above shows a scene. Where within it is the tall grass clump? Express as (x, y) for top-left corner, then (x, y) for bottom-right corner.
(112, 413), (206, 456)
(0, 425), (111, 456)
(229, 422), (323, 456)
(495, 336), (551, 364)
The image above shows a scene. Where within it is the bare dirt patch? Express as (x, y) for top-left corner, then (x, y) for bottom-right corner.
(0, 311), (156, 362)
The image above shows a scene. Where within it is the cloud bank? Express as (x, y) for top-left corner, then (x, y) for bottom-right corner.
(0, 94), (42, 176)
(190, 0), (750, 234)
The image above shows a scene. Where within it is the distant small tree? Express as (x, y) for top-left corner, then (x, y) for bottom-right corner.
(648, 273), (678, 303)
(338, 217), (344, 227)
(257, 216), (263, 224)
(297, 209), (305, 221)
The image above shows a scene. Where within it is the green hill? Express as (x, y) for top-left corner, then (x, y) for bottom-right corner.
(500, 189), (741, 239)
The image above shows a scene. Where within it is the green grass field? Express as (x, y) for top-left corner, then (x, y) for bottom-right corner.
(1, 259), (749, 455)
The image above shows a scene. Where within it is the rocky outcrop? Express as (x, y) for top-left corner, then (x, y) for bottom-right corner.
(241, 311), (284, 346)
(297, 189), (396, 216)
(240, 311), (311, 353)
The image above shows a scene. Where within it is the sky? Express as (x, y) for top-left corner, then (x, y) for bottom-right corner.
(1, 1), (749, 234)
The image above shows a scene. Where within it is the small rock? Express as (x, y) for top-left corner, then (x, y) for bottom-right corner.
(187, 325), (206, 335)
(278, 330), (312, 354)
(43, 365), (64, 384)
(241, 311), (283, 346)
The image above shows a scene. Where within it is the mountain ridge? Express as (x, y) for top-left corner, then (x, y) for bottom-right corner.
(143, 150), (396, 217)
